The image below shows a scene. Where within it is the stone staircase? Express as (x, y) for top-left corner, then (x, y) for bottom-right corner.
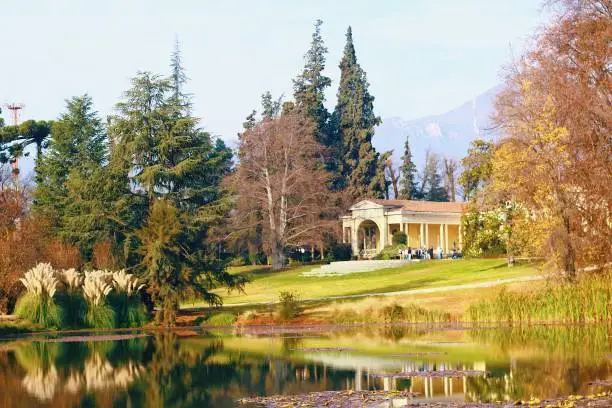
(302, 259), (414, 277)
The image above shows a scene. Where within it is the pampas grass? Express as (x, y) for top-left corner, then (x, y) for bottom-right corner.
(15, 264), (148, 330)
(109, 270), (148, 327)
(83, 271), (115, 329)
(15, 264), (64, 328)
(56, 268), (87, 328)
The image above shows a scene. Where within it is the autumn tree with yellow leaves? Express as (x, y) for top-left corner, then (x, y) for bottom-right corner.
(492, 0), (611, 279)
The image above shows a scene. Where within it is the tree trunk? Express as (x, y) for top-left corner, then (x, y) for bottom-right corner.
(271, 238), (286, 270)
(562, 213), (577, 281)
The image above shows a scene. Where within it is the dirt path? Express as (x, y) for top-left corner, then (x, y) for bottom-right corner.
(194, 275), (544, 310)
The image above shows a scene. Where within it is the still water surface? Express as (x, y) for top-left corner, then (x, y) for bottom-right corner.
(0, 325), (610, 407)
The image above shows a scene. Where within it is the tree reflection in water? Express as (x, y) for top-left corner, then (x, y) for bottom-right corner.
(0, 326), (609, 407)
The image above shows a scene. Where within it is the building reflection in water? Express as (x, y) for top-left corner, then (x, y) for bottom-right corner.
(1, 326), (610, 407)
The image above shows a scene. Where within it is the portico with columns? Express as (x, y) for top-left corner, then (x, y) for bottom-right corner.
(341, 199), (464, 258)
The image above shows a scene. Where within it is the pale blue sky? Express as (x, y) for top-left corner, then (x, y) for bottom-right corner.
(1, 0), (547, 144)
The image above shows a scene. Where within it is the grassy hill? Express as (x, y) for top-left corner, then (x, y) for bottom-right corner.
(190, 259), (541, 309)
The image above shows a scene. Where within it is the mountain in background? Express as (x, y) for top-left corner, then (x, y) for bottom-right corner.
(373, 84), (503, 168)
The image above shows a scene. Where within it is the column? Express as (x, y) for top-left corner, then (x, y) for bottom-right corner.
(458, 223), (463, 250)
(380, 219), (387, 250)
(425, 223), (429, 248)
(351, 221), (359, 256)
(419, 223), (424, 247)
(439, 224), (444, 249)
(406, 224), (410, 246)
(444, 224), (449, 253)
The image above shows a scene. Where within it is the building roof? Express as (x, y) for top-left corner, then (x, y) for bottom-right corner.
(367, 199), (465, 213)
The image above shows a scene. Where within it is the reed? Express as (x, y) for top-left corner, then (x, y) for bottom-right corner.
(466, 273), (611, 324)
(14, 264), (64, 329)
(331, 302), (454, 324)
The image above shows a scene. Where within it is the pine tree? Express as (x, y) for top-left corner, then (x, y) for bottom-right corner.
(399, 136), (419, 199)
(293, 19), (332, 144)
(34, 95), (107, 229)
(110, 67), (241, 325)
(332, 26), (385, 198)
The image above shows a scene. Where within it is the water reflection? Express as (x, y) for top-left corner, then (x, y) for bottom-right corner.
(0, 325), (609, 407)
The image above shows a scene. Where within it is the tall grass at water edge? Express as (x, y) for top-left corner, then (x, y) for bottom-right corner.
(467, 272), (611, 324)
(331, 302), (454, 324)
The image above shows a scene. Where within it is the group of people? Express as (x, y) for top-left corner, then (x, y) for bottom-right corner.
(398, 246), (462, 260)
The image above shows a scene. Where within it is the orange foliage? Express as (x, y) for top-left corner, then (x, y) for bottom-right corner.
(92, 239), (119, 269)
(0, 170), (82, 313)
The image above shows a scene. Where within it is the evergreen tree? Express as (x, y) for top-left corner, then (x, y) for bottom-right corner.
(34, 95), (107, 229)
(293, 19), (332, 144)
(110, 70), (240, 325)
(332, 26), (385, 198)
(261, 91), (283, 120)
(169, 37), (190, 110)
(423, 153), (449, 202)
(399, 136), (419, 199)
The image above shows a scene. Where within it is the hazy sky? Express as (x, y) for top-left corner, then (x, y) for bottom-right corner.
(1, 0), (548, 144)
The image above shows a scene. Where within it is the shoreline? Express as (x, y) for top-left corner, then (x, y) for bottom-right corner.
(0, 320), (610, 341)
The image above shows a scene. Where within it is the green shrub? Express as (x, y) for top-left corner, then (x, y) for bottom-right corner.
(278, 291), (302, 321)
(329, 243), (353, 261)
(204, 312), (237, 326)
(56, 292), (87, 328)
(109, 293), (148, 328)
(85, 303), (116, 329)
(379, 302), (452, 323)
(373, 245), (406, 260)
(14, 293), (64, 329)
(392, 231), (407, 246)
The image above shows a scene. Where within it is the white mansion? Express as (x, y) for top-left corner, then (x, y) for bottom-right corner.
(341, 199), (464, 257)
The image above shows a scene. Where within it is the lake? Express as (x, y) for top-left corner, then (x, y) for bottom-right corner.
(0, 325), (610, 407)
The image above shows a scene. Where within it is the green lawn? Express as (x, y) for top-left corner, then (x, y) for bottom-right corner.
(200, 259), (540, 307)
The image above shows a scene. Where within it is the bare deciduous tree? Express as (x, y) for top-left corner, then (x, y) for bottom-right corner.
(230, 113), (337, 269)
(442, 157), (459, 202)
(383, 152), (400, 199)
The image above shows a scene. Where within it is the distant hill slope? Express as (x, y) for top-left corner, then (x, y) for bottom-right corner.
(373, 85), (503, 168)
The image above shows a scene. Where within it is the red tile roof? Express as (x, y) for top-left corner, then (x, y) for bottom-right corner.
(369, 199), (465, 213)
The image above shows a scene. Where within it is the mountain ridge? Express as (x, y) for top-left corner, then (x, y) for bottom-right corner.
(373, 84), (502, 168)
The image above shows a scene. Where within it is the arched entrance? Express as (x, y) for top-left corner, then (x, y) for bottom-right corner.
(357, 220), (380, 258)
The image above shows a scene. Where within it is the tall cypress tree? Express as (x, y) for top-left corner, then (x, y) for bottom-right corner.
(293, 19), (332, 144)
(332, 26), (385, 199)
(399, 136), (419, 199)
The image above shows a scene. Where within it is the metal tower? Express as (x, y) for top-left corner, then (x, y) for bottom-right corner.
(4, 103), (25, 177)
